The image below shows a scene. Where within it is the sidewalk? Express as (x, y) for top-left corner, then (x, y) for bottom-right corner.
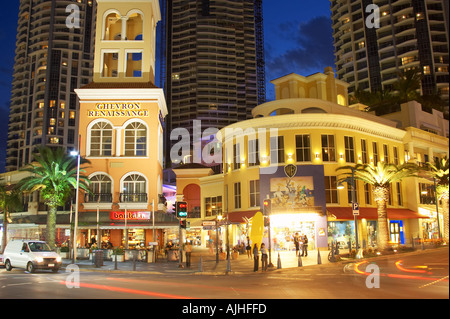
(62, 247), (331, 275)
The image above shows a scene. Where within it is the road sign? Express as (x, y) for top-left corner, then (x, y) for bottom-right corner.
(352, 202), (360, 215)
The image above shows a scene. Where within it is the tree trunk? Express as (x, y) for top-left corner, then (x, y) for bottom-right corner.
(46, 206), (57, 248)
(441, 195), (449, 244)
(376, 199), (390, 251)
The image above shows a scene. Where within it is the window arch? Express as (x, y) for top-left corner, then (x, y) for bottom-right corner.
(104, 11), (122, 40)
(124, 121), (147, 156)
(89, 121), (113, 156)
(126, 11), (144, 41)
(121, 173), (147, 202)
(88, 173), (113, 202)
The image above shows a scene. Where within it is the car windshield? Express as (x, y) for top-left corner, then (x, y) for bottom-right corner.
(28, 242), (53, 252)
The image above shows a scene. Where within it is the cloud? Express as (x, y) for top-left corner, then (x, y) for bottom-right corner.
(265, 15), (335, 82)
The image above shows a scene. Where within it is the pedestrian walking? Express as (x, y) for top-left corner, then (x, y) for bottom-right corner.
(302, 235), (308, 257)
(185, 241), (192, 268)
(246, 236), (251, 259)
(260, 243), (268, 271)
(253, 243), (259, 272)
(294, 232), (300, 256)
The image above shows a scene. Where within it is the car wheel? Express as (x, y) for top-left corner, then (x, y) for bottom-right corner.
(5, 260), (12, 271)
(26, 262), (35, 273)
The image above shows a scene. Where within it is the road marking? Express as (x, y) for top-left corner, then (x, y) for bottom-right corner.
(419, 275), (449, 289)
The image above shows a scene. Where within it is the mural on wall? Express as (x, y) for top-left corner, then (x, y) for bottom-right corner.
(270, 176), (315, 211)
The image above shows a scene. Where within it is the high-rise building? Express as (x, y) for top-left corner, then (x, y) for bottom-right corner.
(164, 0), (265, 166)
(6, 0), (96, 172)
(331, 0), (449, 102)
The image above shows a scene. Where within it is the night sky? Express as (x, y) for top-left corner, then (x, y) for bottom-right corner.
(0, 0), (334, 173)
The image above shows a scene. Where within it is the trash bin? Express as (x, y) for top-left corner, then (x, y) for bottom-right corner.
(93, 250), (103, 267)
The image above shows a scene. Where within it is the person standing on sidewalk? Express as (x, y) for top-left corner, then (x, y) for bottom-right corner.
(253, 243), (259, 272)
(185, 241), (192, 268)
(302, 235), (308, 257)
(260, 243), (268, 271)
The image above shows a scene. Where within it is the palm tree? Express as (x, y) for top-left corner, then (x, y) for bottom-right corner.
(337, 162), (419, 251)
(426, 156), (449, 243)
(0, 183), (22, 253)
(17, 147), (90, 248)
(392, 67), (422, 103)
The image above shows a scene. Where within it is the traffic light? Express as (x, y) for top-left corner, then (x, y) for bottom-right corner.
(263, 199), (271, 214)
(180, 220), (187, 229)
(176, 201), (188, 218)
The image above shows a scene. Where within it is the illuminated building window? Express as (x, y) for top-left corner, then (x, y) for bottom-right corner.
(295, 134), (311, 162)
(122, 173), (147, 201)
(89, 174), (112, 201)
(361, 139), (368, 164)
(270, 136), (285, 164)
(90, 121), (113, 156)
(324, 176), (338, 204)
(234, 182), (241, 209)
(401, 56), (414, 65)
(249, 180), (260, 207)
(126, 51), (142, 78)
(126, 12), (143, 41)
(102, 51), (119, 78)
(104, 12), (122, 40)
(372, 142), (379, 164)
(321, 134), (336, 162)
(124, 121), (147, 156)
(248, 139), (260, 166)
(344, 136), (355, 163)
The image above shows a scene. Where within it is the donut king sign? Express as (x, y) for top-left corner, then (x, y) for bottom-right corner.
(88, 102), (149, 118)
(110, 211), (151, 221)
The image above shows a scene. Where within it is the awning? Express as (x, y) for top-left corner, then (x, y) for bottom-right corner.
(327, 207), (430, 220)
(225, 210), (259, 224)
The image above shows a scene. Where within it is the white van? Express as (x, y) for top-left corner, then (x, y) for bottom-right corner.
(3, 240), (62, 273)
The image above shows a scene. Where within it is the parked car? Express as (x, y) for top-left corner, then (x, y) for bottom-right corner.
(3, 240), (62, 273)
(0, 254), (4, 267)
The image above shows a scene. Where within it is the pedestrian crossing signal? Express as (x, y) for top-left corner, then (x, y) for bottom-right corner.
(176, 201), (188, 218)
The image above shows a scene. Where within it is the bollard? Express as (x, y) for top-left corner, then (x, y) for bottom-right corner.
(317, 249), (322, 265)
(422, 238), (425, 250)
(133, 251), (137, 271)
(198, 256), (203, 272)
(298, 254), (302, 267)
(226, 255), (231, 273)
(277, 252), (282, 269)
(114, 252), (118, 270)
(411, 236), (415, 249)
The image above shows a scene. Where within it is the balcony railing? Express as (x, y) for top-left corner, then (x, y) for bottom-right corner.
(84, 193), (113, 203)
(120, 193), (148, 203)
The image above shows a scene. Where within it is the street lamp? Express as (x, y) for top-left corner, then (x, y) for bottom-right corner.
(70, 150), (80, 263)
(216, 214), (222, 263)
(337, 167), (361, 257)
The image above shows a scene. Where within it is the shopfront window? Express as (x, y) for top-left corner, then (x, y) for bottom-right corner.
(271, 214), (316, 251)
(327, 221), (354, 250)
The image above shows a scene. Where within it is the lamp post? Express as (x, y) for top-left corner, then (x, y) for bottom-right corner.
(337, 167), (360, 254)
(70, 150), (81, 264)
(216, 214), (222, 263)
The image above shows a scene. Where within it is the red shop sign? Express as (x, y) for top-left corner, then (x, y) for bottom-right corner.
(110, 211), (151, 220)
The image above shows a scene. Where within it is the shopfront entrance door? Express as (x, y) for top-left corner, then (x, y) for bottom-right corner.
(389, 220), (404, 244)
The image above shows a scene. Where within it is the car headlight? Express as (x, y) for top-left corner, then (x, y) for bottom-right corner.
(56, 256), (61, 262)
(35, 257), (44, 263)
